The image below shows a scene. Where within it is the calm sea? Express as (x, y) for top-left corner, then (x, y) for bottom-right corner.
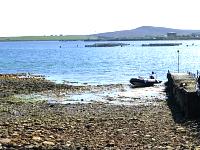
(0, 40), (200, 85)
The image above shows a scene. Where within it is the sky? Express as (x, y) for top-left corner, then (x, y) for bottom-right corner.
(0, 0), (200, 36)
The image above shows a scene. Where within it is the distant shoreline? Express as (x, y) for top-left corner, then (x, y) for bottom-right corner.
(0, 35), (98, 42)
(0, 35), (200, 42)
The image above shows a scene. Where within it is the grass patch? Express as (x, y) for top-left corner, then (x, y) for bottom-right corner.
(0, 35), (99, 41)
(0, 95), (46, 105)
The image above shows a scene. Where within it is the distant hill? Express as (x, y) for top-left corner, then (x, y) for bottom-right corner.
(1, 26), (200, 41)
(94, 26), (200, 38)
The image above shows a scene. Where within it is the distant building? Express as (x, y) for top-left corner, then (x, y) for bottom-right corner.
(167, 32), (177, 38)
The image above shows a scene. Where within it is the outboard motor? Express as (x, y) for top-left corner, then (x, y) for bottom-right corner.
(196, 76), (200, 96)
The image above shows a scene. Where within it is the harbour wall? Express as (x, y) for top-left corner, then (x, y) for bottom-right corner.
(167, 72), (200, 118)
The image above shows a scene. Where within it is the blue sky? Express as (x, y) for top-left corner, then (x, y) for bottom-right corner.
(0, 0), (200, 36)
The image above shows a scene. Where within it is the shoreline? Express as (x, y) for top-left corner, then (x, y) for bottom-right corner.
(0, 74), (200, 149)
(0, 37), (200, 42)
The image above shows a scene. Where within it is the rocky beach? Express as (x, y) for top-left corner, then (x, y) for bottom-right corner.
(0, 74), (200, 149)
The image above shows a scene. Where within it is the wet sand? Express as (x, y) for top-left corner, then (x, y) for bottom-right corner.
(0, 74), (200, 149)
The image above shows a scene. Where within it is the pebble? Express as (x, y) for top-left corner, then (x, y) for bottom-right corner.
(133, 134), (138, 137)
(32, 136), (42, 141)
(76, 119), (81, 122)
(12, 132), (19, 137)
(25, 145), (35, 149)
(43, 141), (55, 146)
(106, 140), (115, 147)
(49, 135), (54, 139)
(145, 134), (151, 138)
(65, 141), (72, 147)
(0, 138), (11, 144)
(166, 145), (173, 149)
(195, 146), (200, 150)
(116, 129), (123, 132)
(176, 127), (186, 133)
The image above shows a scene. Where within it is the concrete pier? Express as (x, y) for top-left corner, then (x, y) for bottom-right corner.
(167, 72), (200, 118)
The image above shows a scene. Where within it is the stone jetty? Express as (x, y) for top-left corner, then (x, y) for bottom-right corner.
(167, 72), (200, 118)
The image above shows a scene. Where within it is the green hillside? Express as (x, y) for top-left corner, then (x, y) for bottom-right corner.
(0, 35), (99, 41)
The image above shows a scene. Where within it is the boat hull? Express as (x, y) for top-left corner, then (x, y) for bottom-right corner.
(130, 78), (160, 87)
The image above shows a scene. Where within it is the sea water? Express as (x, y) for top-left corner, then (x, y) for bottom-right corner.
(0, 40), (200, 85)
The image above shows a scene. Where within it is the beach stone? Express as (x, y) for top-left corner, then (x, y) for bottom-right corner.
(76, 119), (81, 122)
(85, 123), (93, 129)
(89, 117), (95, 121)
(49, 135), (54, 139)
(3, 122), (9, 126)
(106, 140), (115, 147)
(195, 146), (200, 150)
(176, 127), (186, 133)
(165, 145), (173, 149)
(145, 134), (151, 138)
(133, 134), (138, 137)
(12, 132), (19, 137)
(146, 145), (152, 149)
(32, 136), (42, 141)
(0, 138), (11, 144)
(65, 141), (72, 147)
(116, 129), (123, 133)
(25, 145), (35, 149)
(43, 141), (55, 146)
